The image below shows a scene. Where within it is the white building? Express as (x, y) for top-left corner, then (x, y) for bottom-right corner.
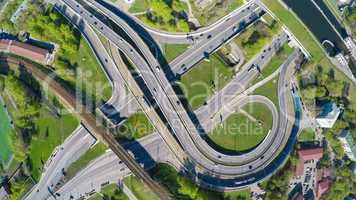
(338, 130), (356, 161)
(316, 102), (340, 128)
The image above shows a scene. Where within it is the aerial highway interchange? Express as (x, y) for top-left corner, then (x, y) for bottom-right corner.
(29, 0), (305, 198)
(4, 0), (351, 199)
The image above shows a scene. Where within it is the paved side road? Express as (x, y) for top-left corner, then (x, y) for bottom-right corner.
(25, 125), (96, 200)
(170, 4), (262, 76)
(50, 133), (177, 200)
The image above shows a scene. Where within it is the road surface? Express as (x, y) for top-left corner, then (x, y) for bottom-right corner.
(51, 133), (176, 200)
(56, 0), (302, 191)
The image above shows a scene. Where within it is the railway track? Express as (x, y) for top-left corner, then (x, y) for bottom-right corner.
(0, 55), (172, 200)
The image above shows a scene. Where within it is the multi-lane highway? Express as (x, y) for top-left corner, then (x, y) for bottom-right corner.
(98, 0), (258, 45)
(59, 0), (301, 181)
(93, 0), (263, 76)
(51, 133), (177, 200)
(69, 0), (279, 173)
(20, 0), (305, 195)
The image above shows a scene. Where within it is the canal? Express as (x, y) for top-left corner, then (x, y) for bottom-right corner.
(0, 96), (13, 168)
(282, 0), (348, 54)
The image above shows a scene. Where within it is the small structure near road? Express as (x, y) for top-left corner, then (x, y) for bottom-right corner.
(315, 102), (341, 128)
(338, 129), (356, 161)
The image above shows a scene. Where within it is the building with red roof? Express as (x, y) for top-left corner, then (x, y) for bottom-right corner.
(295, 148), (323, 176)
(0, 39), (52, 64)
(317, 178), (331, 199)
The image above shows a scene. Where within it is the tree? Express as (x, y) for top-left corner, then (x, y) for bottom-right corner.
(326, 81), (343, 97)
(301, 86), (317, 101)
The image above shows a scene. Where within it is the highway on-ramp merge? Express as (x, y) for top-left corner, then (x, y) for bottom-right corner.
(57, 0), (302, 191)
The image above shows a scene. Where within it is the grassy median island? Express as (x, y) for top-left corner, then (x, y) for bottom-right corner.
(89, 183), (129, 200)
(178, 54), (234, 110)
(253, 77), (279, 110)
(124, 175), (159, 200)
(252, 43), (293, 85)
(234, 20), (281, 61)
(115, 111), (155, 141)
(133, 0), (190, 32)
(65, 143), (108, 180)
(207, 102), (273, 153)
(163, 43), (189, 62)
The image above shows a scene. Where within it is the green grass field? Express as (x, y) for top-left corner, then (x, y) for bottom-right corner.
(298, 128), (315, 142)
(128, 0), (150, 13)
(117, 112), (155, 141)
(252, 43), (293, 85)
(191, 0), (244, 26)
(135, 0), (190, 32)
(163, 43), (189, 62)
(224, 189), (251, 200)
(29, 108), (78, 180)
(208, 102), (272, 152)
(89, 184), (128, 200)
(65, 142), (108, 180)
(124, 175), (159, 200)
(253, 77), (279, 109)
(179, 54), (234, 110)
(234, 21), (281, 61)
(0, 97), (13, 167)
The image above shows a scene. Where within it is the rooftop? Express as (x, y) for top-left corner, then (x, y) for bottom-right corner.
(298, 148), (323, 161)
(317, 178), (331, 199)
(0, 39), (50, 64)
(295, 148), (323, 176)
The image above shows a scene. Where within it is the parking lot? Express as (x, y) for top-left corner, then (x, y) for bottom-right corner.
(290, 159), (318, 195)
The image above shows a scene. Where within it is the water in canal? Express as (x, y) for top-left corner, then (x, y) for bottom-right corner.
(0, 96), (13, 168)
(282, 0), (348, 54)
